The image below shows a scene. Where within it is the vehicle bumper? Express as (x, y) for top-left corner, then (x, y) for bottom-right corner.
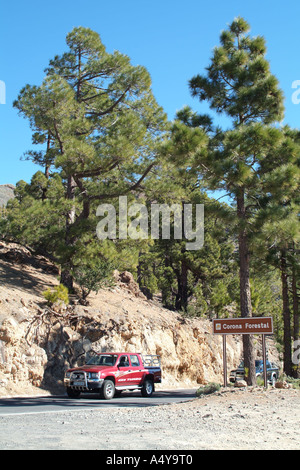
(64, 377), (104, 391)
(229, 371), (278, 384)
(229, 372), (244, 383)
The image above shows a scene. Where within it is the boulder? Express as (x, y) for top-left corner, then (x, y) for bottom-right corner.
(234, 379), (248, 388)
(275, 381), (291, 389)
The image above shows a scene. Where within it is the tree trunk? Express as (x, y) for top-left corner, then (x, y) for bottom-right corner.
(175, 260), (188, 311)
(60, 175), (76, 291)
(45, 134), (51, 180)
(292, 263), (299, 378)
(281, 249), (292, 376)
(60, 268), (74, 292)
(292, 263), (299, 342)
(237, 190), (256, 386)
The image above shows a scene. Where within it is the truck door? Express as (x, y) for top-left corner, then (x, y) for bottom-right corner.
(115, 355), (131, 387)
(128, 354), (144, 386)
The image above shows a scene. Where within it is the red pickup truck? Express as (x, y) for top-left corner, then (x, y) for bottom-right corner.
(64, 352), (161, 399)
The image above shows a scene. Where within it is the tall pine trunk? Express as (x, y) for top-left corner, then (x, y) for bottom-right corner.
(280, 249), (292, 376)
(292, 263), (299, 378)
(292, 256), (299, 342)
(175, 260), (188, 311)
(60, 175), (76, 292)
(237, 189), (256, 386)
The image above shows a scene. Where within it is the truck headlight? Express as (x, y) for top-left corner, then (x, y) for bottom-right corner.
(65, 371), (71, 378)
(89, 372), (99, 379)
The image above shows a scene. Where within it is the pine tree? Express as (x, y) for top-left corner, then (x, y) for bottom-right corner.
(13, 27), (168, 290)
(186, 17), (284, 384)
(251, 126), (300, 376)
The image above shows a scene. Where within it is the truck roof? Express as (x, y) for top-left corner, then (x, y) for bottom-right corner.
(93, 352), (141, 355)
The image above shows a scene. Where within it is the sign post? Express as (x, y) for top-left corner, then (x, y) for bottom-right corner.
(262, 334), (268, 388)
(213, 317), (273, 388)
(222, 335), (227, 388)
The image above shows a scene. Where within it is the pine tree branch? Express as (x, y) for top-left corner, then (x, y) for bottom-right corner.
(87, 162), (155, 201)
(73, 159), (119, 179)
(86, 85), (131, 117)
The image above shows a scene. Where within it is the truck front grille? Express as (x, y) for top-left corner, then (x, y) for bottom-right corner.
(70, 371), (88, 390)
(72, 372), (85, 380)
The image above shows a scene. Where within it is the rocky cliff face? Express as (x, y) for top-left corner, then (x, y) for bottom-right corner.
(0, 243), (279, 396)
(0, 184), (15, 207)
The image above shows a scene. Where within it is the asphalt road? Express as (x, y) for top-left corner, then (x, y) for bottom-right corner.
(0, 389), (198, 415)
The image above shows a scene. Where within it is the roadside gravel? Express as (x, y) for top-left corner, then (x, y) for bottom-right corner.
(0, 387), (299, 450)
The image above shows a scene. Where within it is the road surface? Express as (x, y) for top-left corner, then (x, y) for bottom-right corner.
(0, 388), (299, 449)
(0, 389), (197, 416)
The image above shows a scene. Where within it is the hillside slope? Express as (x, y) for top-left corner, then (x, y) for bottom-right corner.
(0, 242), (279, 396)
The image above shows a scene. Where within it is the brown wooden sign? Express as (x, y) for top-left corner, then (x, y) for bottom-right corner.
(213, 317), (273, 335)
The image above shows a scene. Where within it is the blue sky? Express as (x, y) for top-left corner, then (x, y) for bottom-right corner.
(1, 0), (300, 185)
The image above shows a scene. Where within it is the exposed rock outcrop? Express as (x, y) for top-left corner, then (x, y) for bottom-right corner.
(0, 242), (280, 396)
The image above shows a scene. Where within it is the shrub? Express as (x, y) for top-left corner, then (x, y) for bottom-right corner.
(278, 373), (300, 389)
(196, 382), (221, 397)
(73, 260), (114, 301)
(43, 284), (69, 306)
(256, 376), (265, 387)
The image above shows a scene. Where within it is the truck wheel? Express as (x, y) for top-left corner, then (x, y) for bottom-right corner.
(101, 379), (115, 400)
(271, 374), (277, 387)
(141, 379), (154, 397)
(66, 388), (81, 398)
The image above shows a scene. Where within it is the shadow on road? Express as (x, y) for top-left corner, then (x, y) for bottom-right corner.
(0, 389), (197, 413)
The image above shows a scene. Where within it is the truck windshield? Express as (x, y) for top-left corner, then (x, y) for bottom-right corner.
(86, 354), (118, 366)
(238, 360), (270, 369)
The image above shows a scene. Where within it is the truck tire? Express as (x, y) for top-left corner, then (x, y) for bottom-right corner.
(271, 374), (277, 387)
(141, 379), (154, 397)
(66, 387), (81, 398)
(101, 379), (115, 400)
